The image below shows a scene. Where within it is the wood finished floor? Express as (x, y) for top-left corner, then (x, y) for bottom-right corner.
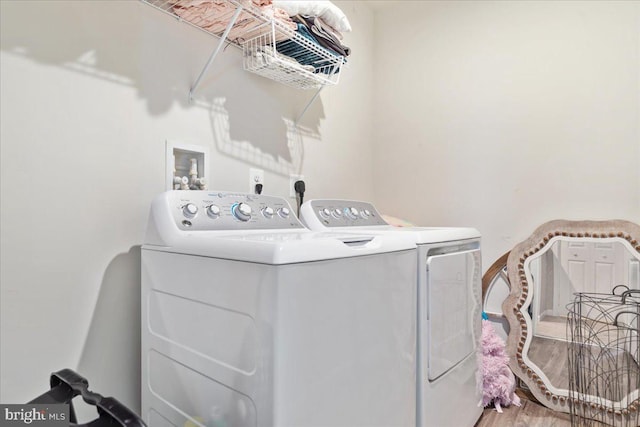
(475, 391), (572, 427)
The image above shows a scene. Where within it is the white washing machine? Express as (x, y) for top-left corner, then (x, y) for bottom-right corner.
(300, 200), (483, 427)
(141, 191), (418, 427)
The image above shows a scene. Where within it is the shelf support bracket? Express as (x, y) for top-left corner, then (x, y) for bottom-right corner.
(294, 85), (325, 126)
(189, 5), (243, 102)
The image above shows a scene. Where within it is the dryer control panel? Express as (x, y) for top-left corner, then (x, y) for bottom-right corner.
(301, 200), (389, 229)
(164, 191), (304, 231)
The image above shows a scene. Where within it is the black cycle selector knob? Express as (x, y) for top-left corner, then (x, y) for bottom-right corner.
(182, 203), (198, 218)
(232, 202), (252, 221)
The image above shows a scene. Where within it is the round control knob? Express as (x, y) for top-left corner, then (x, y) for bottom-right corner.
(232, 202), (252, 221)
(344, 207), (359, 220)
(278, 207), (290, 218)
(361, 209), (371, 219)
(262, 206), (274, 219)
(332, 208), (343, 218)
(319, 208), (331, 219)
(207, 204), (221, 219)
(182, 203), (198, 218)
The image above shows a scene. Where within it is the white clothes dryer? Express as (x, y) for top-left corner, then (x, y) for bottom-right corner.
(141, 191), (418, 427)
(300, 200), (483, 427)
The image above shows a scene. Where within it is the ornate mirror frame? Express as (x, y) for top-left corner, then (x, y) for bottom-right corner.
(482, 251), (510, 305)
(504, 219), (640, 415)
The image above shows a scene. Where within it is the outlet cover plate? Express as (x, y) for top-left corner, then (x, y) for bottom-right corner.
(289, 174), (304, 197)
(249, 168), (264, 193)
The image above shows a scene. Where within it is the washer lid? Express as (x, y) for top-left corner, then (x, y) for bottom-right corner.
(143, 230), (415, 264)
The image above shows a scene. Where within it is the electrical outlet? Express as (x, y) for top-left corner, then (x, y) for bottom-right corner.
(289, 174), (304, 197)
(249, 168), (264, 193)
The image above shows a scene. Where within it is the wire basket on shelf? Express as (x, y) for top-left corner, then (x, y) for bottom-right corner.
(242, 20), (343, 90)
(567, 286), (640, 426)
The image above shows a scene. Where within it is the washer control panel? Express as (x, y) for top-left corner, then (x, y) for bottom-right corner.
(168, 191), (304, 231)
(304, 200), (388, 228)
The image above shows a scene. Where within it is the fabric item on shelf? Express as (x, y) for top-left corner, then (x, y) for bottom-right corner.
(273, 0), (352, 32)
(292, 14), (350, 58)
(245, 44), (315, 73)
(264, 6), (295, 31)
(172, 0), (296, 43)
(275, 23), (343, 75)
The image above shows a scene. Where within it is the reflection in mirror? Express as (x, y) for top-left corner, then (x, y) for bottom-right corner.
(531, 240), (638, 339)
(526, 239), (640, 392)
(504, 220), (640, 423)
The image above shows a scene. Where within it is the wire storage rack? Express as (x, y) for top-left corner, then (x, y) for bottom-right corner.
(242, 21), (343, 89)
(140, 0), (344, 90)
(567, 286), (640, 427)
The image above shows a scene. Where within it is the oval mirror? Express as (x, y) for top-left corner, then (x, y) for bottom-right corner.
(504, 220), (640, 423)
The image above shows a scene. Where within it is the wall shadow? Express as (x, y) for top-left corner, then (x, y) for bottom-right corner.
(196, 41), (325, 176)
(76, 246), (142, 417)
(0, 0), (325, 176)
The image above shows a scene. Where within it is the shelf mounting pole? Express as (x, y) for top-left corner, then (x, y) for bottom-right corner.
(294, 85), (325, 126)
(189, 5), (243, 102)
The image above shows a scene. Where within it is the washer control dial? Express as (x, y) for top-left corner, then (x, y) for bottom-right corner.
(361, 209), (371, 219)
(278, 207), (290, 219)
(207, 204), (221, 219)
(182, 203), (198, 218)
(232, 203), (252, 221)
(319, 208), (331, 219)
(344, 207), (359, 220)
(262, 206), (274, 219)
(332, 208), (343, 219)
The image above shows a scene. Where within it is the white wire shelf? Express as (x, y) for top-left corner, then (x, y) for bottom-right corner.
(140, 0), (344, 91)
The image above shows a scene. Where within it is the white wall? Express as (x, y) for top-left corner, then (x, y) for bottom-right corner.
(2, 0), (639, 417)
(372, 0), (640, 271)
(0, 0), (374, 411)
